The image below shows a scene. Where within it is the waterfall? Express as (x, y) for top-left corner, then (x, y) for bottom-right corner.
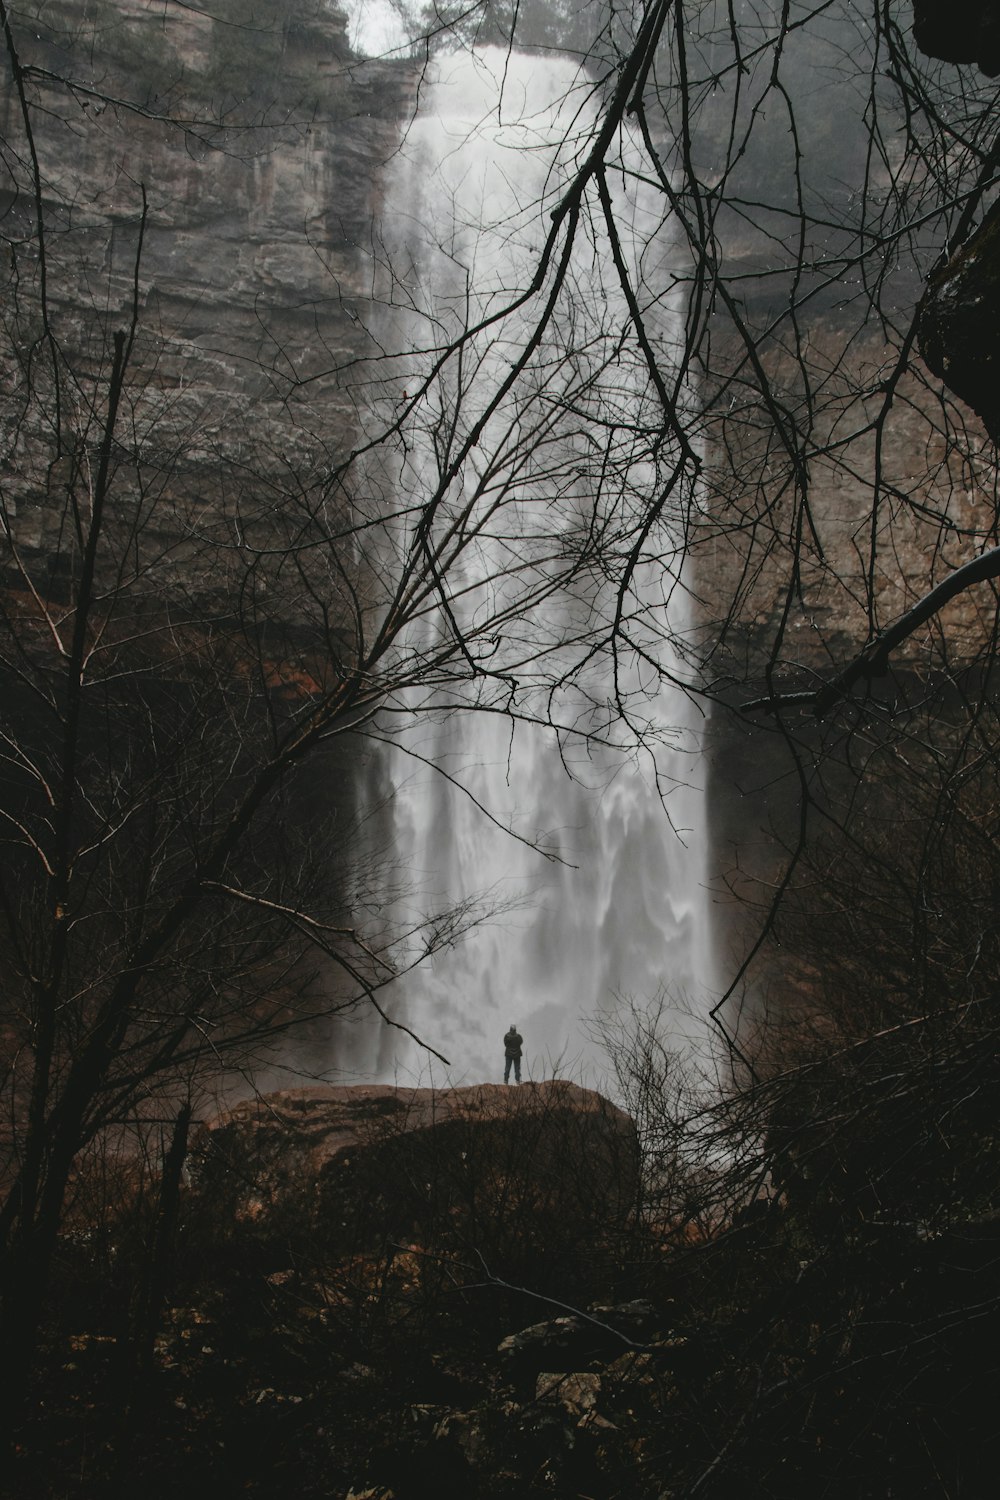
(342, 37), (716, 1086)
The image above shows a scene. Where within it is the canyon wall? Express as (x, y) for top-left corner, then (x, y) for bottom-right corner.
(3, 0), (996, 1051)
(1, 0), (416, 583)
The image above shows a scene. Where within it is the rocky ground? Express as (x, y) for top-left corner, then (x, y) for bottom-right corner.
(7, 1073), (1000, 1498)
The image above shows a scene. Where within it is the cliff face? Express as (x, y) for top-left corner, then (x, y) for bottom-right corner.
(695, 324), (993, 679)
(6, 2), (994, 665)
(671, 2), (1000, 993)
(8, 1), (986, 673)
(2, 1), (416, 568)
(686, 1), (997, 689)
(5, 1), (996, 1018)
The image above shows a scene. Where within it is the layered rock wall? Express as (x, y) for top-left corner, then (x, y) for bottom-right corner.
(2, 1), (416, 576)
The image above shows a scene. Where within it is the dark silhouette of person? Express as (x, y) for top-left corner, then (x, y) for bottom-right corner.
(503, 1024), (523, 1083)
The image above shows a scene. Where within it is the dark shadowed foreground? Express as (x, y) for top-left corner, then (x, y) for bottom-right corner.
(7, 1050), (1000, 1499)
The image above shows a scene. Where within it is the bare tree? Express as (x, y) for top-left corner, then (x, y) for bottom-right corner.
(3, 0), (1000, 1426)
(0, 0), (697, 1383)
(332, 1), (1000, 1056)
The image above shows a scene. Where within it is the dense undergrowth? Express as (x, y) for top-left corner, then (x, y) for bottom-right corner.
(6, 995), (1000, 1500)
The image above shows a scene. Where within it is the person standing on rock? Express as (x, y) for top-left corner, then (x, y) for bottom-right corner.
(503, 1025), (523, 1084)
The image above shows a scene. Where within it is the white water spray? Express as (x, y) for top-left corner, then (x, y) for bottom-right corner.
(350, 45), (716, 1085)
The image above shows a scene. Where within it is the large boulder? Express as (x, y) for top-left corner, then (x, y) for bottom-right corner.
(188, 1081), (639, 1285)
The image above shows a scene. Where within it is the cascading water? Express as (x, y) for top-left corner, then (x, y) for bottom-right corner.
(342, 30), (717, 1086)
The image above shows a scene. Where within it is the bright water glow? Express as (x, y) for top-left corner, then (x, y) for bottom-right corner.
(343, 46), (717, 1088)
(340, 0), (413, 56)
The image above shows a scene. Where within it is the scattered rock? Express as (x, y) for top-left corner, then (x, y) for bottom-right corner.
(587, 1298), (660, 1336)
(499, 1315), (588, 1366)
(605, 1350), (656, 1387)
(535, 1370), (602, 1418)
(404, 1403), (445, 1434)
(431, 1408), (493, 1467)
(498, 1298), (664, 1389)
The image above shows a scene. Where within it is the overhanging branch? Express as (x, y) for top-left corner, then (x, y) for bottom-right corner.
(743, 545), (1000, 717)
